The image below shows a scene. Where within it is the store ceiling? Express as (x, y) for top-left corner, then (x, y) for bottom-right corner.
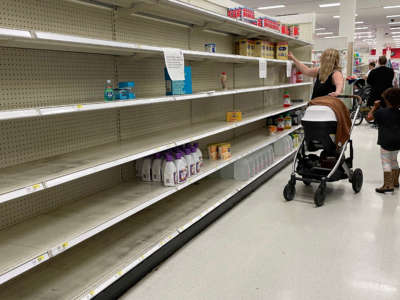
(239, 0), (400, 48)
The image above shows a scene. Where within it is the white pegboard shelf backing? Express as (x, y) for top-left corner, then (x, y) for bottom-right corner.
(0, 82), (312, 120)
(0, 125), (300, 285)
(0, 103), (306, 204)
(0, 28), (313, 63)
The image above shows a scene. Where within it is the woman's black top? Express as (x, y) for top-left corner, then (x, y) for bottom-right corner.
(311, 72), (336, 99)
(374, 107), (400, 151)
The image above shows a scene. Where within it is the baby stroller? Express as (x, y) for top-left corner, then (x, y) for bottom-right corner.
(283, 95), (363, 207)
(350, 79), (373, 126)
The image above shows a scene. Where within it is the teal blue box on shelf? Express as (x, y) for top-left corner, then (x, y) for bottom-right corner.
(114, 81), (136, 100)
(165, 66), (192, 95)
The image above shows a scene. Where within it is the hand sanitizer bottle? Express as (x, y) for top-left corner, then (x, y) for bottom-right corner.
(104, 80), (114, 101)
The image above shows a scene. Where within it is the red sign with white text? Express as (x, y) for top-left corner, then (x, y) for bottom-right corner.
(383, 48), (400, 59)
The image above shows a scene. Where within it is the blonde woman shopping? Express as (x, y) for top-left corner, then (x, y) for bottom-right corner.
(289, 48), (344, 99)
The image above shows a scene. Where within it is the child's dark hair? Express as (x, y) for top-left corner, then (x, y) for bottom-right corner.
(383, 88), (400, 109)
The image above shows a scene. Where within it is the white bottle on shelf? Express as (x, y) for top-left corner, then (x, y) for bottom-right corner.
(234, 158), (251, 181)
(190, 146), (198, 176)
(163, 154), (177, 187)
(193, 143), (203, 171)
(249, 154), (256, 177)
(141, 156), (153, 182)
(258, 152), (264, 172)
(174, 152), (187, 184)
(184, 148), (195, 177)
(151, 153), (163, 182)
(270, 146), (275, 163)
(262, 148), (269, 168)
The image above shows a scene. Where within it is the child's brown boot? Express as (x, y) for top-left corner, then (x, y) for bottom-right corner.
(376, 172), (395, 193)
(393, 169), (400, 188)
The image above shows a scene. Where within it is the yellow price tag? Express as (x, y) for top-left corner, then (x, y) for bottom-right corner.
(89, 291), (95, 295)
(32, 184), (41, 189)
(37, 255), (45, 262)
(62, 242), (69, 248)
(117, 271), (122, 276)
(77, 104), (83, 109)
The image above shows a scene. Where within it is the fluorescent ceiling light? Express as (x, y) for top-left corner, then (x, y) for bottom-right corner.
(0, 28), (31, 38)
(355, 21), (364, 24)
(355, 27), (368, 30)
(390, 27), (400, 30)
(389, 22), (400, 25)
(315, 28), (326, 31)
(391, 31), (400, 34)
(324, 36), (339, 39)
(319, 2), (340, 7)
(316, 32), (333, 35)
(355, 31), (372, 34)
(258, 5), (285, 10)
(333, 14), (357, 18)
(387, 15), (400, 18)
(384, 5), (400, 9)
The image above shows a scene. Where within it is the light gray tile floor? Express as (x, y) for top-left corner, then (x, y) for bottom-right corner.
(121, 124), (400, 300)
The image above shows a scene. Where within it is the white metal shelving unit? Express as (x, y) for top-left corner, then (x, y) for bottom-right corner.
(0, 150), (298, 300)
(0, 83), (311, 120)
(0, 126), (300, 285)
(0, 0), (313, 298)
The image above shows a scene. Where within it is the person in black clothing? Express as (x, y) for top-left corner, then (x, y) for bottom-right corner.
(367, 56), (394, 107)
(367, 88), (400, 193)
(289, 48), (344, 99)
(363, 61), (376, 80)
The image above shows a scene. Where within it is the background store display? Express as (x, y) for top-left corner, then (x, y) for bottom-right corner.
(283, 92), (292, 107)
(276, 42), (289, 60)
(208, 143), (232, 161)
(290, 67), (304, 84)
(205, 43), (216, 53)
(165, 66), (193, 95)
(226, 111), (242, 122)
(221, 134), (298, 182)
(266, 108), (304, 134)
(227, 7), (257, 25)
(103, 80), (136, 101)
(104, 80), (114, 101)
(115, 82), (136, 100)
(235, 39), (288, 60)
(137, 143), (203, 187)
(226, 6), (298, 38)
(257, 17), (280, 31)
(220, 72), (228, 90)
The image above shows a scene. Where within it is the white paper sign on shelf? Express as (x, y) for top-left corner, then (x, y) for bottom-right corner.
(259, 59), (267, 79)
(286, 61), (292, 78)
(163, 48), (185, 81)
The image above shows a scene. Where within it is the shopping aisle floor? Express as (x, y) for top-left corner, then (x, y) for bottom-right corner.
(121, 124), (400, 300)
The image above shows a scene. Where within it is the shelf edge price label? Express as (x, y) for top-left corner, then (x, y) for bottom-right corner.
(286, 61), (292, 78)
(25, 183), (44, 194)
(259, 59), (267, 79)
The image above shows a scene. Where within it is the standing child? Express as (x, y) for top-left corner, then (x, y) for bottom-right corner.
(367, 88), (400, 193)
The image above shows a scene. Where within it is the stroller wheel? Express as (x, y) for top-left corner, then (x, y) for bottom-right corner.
(303, 179), (312, 186)
(352, 168), (363, 193)
(314, 182), (326, 207)
(283, 183), (296, 201)
(351, 110), (363, 126)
